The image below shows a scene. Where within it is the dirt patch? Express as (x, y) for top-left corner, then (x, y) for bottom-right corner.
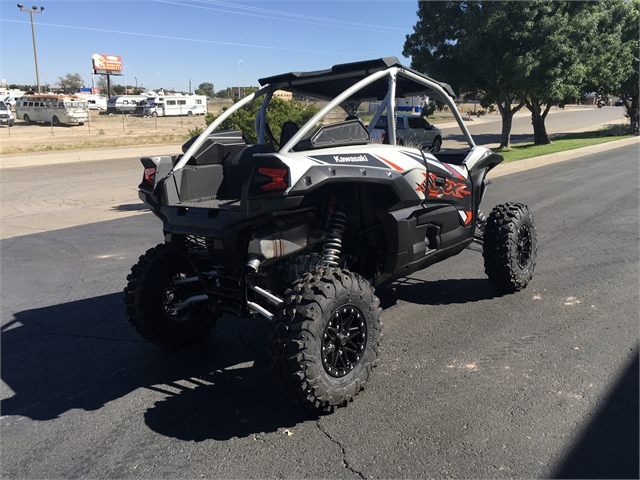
(0, 109), (217, 155)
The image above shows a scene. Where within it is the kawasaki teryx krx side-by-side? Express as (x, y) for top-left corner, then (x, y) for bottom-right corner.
(124, 57), (537, 412)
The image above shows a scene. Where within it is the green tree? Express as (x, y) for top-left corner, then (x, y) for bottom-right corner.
(206, 96), (320, 145)
(215, 88), (232, 99)
(404, 2), (528, 148)
(521, 2), (591, 144)
(195, 82), (215, 98)
(583, 0), (639, 132)
(112, 84), (125, 95)
(96, 76), (108, 94)
(58, 73), (84, 94)
(403, 1), (625, 147)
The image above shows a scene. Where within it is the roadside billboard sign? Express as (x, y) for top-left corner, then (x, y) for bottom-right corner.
(92, 54), (123, 75)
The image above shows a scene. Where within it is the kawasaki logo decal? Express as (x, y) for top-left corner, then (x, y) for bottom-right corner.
(310, 153), (387, 168)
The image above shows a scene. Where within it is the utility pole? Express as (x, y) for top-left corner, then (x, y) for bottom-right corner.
(17, 5), (44, 94)
(237, 59), (243, 99)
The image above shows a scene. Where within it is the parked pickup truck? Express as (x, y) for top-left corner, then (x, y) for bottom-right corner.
(371, 113), (442, 151)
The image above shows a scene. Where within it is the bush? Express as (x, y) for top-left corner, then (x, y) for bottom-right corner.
(188, 126), (204, 138)
(420, 98), (444, 118)
(205, 97), (320, 145)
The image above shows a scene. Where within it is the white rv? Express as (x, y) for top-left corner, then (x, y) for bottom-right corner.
(142, 94), (207, 117)
(106, 95), (148, 115)
(79, 93), (107, 111)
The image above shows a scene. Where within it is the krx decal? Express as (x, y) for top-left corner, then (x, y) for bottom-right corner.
(416, 172), (470, 198)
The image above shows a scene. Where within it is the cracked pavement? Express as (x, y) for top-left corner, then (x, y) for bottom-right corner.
(1, 139), (638, 477)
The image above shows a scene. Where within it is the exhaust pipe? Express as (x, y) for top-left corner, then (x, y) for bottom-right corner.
(246, 224), (309, 272)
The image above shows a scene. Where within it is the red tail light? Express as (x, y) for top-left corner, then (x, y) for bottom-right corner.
(143, 167), (156, 186)
(257, 167), (288, 192)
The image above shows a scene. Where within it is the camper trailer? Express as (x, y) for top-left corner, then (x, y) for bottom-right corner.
(79, 93), (107, 111)
(141, 94), (207, 117)
(106, 95), (148, 115)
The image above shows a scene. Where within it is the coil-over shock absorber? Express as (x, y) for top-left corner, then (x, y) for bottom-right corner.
(322, 195), (347, 268)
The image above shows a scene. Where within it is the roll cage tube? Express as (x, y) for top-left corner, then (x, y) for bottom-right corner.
(280, 68), (390, 153)
(367, 92), (390, 136)
(280, 66), (474, 152)
(400, 68), (476, 148)
(386, 71), (397, 146)
(256, 90), (274, 145)
(171, 85), (272, 173)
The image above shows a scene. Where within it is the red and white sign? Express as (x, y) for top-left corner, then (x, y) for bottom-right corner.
(92, 54), (123, 75)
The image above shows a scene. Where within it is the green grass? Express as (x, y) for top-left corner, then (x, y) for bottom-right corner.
(498, 125), (635, 162)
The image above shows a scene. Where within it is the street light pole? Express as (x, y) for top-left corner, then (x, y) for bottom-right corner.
(17, 4), (44, 94)
(123, 64), (130, 94)
(237, 59), (243, 100)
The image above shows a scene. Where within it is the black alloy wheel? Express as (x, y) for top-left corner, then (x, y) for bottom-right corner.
(322, 305), (367, 378)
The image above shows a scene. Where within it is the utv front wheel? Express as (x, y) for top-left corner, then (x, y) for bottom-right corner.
(124, 243), (217, 347)
(483, 203), (537, 292)
(270, 268), (382, 412)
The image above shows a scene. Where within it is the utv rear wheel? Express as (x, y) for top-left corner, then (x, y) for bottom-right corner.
(124, 243), (217, 347)
(483, 203), (537, 292)
(269, 268), (382, 412)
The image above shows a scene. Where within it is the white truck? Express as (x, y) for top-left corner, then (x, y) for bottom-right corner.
(371, 113), (442, 151)
(141, 94), (207, 117)
(0, 100), (14, 126)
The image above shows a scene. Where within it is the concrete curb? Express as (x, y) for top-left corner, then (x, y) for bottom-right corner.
(1, 144), (183, 169)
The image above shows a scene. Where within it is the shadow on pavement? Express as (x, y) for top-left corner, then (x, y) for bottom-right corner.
(553, 350), (639, 479)
(111, 203), (149, 212)
(378, 277), (503, 309)
(443, 131), (533, 147)
(1, 292), (317, 440)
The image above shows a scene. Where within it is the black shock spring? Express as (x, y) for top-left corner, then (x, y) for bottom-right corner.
(322, 210), (347, 268)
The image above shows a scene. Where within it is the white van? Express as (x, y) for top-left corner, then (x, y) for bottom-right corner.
(142, 94), (207, 117)
(15, 94), (89, 125)
(0, 100), (14, 126)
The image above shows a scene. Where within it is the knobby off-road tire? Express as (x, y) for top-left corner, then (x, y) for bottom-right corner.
(483, 203), (537, 292)
(124, 243), (217, 347)
(269, 267), (383, 413)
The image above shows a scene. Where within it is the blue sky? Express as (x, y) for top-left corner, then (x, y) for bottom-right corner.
(1, 0), (420, 92)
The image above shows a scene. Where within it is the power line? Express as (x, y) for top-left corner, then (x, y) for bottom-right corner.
(1, 18), (375, 56)
(167, 0), (407, 34)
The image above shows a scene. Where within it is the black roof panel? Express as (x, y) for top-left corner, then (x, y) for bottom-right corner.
(258, 57), (455, 101)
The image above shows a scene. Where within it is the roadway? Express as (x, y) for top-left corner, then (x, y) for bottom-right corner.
(0, 106), (629, 239)
(1, 141), (638, 478)
(439, 104), (627, 148)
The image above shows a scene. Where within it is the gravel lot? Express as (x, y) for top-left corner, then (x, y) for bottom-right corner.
(0, 106), (226, 155)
